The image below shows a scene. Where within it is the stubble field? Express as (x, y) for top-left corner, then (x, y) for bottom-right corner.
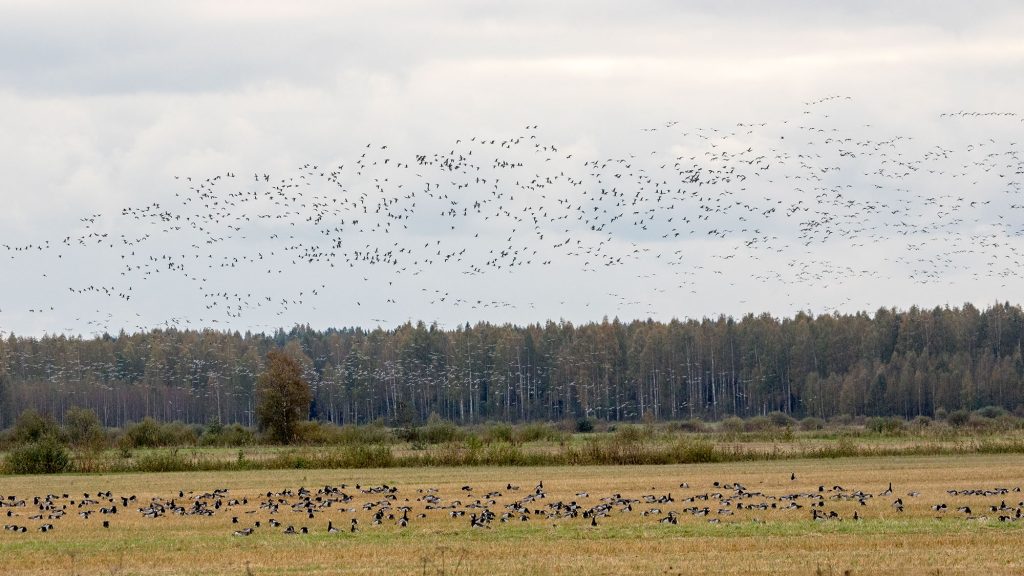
(2, 454), (1023, 575)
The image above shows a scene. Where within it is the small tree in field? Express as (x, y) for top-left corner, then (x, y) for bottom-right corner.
(256, 350), (311, 444)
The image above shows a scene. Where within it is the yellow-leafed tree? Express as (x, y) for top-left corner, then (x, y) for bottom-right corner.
(256, 349), (311, 444)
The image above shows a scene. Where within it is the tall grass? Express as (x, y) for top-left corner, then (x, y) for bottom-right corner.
(8, 432), (1024, 474)
(8, 413), (1024, 474)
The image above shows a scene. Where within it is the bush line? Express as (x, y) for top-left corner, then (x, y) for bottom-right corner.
(7, 434), (1024, 475)
(7, 406), (1024, 474)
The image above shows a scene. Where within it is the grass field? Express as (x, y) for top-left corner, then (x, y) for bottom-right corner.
(2, 454), (1024, 575)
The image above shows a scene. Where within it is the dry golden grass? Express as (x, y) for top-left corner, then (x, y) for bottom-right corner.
(2, 455), (1024, 575)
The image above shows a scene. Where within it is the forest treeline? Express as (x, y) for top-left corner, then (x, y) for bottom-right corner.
(1, 303), (1023, 429)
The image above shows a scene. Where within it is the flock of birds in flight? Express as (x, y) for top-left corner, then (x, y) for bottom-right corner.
(1, 97), (1023, 336)
(3, 475), (1023, 538)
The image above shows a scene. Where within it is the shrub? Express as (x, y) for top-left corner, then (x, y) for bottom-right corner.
(121, 418), (161, 447)
(339, 445), (394, 468)
(567, 435), (722, 466)
(767, 411), (796, 428)
(975, 405), (1008, 419)
(205, 417), (224, 436)
(295, 421), (393, 445)
(674, 418), (705, 433)
(161, 421), (198, 445)
(668, 438), (721, 464)
(965, 413), (988, 430)
(479, 442), (529, 465)
(484, 423), (514, 444)
(201, 423), (255, 447)
(830, 414), (854, 426)
(800, 417), (826, 431)
(866, 416), (905, 435)
(291, 420), (332, 444)
(995, 414), (1021, 430)
(267, 445), (396, 469)
(420, 416), (462, 444)
(334, 422), (394, 445)
(11, 409), (61, 444)
(5, 437), (71, 474)
(910, 415), (932, 430)
(614, 424), (652, 443)
(571, 437), (642, 465)
(135, 450), (191, 473)
(394, 423), (418, 443)
(720, 416), (745, 434)
(576, 418), (595, 433)
(262, 446), (393, 469)
(965, 413), (1012, 431)
(121, 418), (197, 448)
(946, 409), (970, 427)
(744, 416), (773, 432)
(63, 406), (106, 450)
(159, 421), (198, 446)
(515, 422), (562, 443)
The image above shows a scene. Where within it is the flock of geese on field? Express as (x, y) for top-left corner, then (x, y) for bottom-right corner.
(3, 475), (1024, 537)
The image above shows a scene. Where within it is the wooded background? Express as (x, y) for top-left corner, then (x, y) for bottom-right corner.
(2, 303), (1022, 428)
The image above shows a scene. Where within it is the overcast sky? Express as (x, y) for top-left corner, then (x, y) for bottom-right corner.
(1, 1), (1023, 337)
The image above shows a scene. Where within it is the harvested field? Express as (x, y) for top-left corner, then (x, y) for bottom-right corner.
(2, 454), (1024, 575)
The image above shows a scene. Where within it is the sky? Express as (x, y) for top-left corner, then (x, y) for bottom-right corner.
(1, 0), (1023, 337)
